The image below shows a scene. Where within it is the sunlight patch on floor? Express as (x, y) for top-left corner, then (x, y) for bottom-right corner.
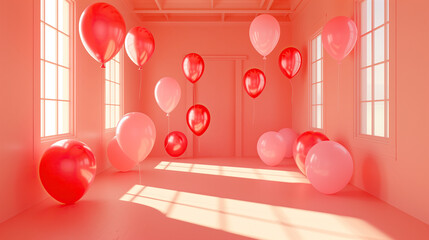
(154, 161), (310, 184)
(120, 184), (390, 240)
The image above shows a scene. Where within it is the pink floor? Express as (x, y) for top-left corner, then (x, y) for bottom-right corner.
(1, 157), (429, 240)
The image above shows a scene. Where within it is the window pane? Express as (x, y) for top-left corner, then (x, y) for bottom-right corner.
(105, 81), (110, 104)
(115, 62), (120, 83)
(58, 0), (69, 34)
(386, 62), (389, 99)
(374, 101), (385, 137)
(312, 84), (316, 104)
(58, 33), (69, 67)
(311, 63), (317, 83)
(316, 61), (322, 83)
(361, 102), (372, 135)
(40, 61), (45, 98)
(316, 83), (322, 104)
(374, 63), (385, 100)
(361, 68), (372, 101)
(110, 105), (115, 129)
(374, 0), (385, 28)
(106, 62), (111, 80)
(374, 26), (385, 64)
(312, 106), (317, 128)
(45, 100), (57, 136)
(386, 100), (389, 137)
(41, 100), (45, 137)
(40, 23), (44, 59)
(312, 38), (317, 62)
(41, 0), (45, 21)
(316, 35), (322, 60)
(105, 105), (110, 128)
(361, 0), (372, 34)
(45, 0), (56, 27)
(111, 82), (115, 105)
(386, 24), (390, 60)
(45, 25), (57, 63)
(316, 105), (322, 129)
(386, 0), (389, 21)
(45, 62), (57, 99)
(115, 106), (120, 127)
(361, 33), (372, 67)
(58, 67), (69, 100)
(115, 84), (120, 105)
(58, 101), (69, 134)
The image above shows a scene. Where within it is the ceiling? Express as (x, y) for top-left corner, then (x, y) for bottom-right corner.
(128, 0), (306, 22)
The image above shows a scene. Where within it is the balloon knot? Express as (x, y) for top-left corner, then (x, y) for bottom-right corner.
(263, 56), (267, 60)
(138, 66), (143, 70)
(101, 63), (106, 68)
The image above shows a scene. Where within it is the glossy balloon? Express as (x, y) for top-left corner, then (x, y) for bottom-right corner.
(306, 141), (353, 194)
(39, 140), (96, 204)
(79, 3), (126, 68)
(278, 128), (298, 158)
(165, 131), (188, 157)
(186, 104), (210, 136)
(108, 137), (137, 172)
(257, 131), (286, 166)
(116, 112), (156, 162)
(249, 14), (280, 58)
(125, 27), (155, 70)
(322, 16), (358, 61)
(154, 77), (181, 114)
(278, 47), (302, 79)
(183, 53), (205, 83)
(293, 131), (329, 175)
(243, 68), (266, 98)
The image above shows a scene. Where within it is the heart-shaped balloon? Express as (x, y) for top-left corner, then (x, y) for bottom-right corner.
(243, 68), (266, 98)
(279, 47), (302, 79)
(79, 3), (126, 68)
(125, 27), (155, 70)
(39, 139), (96, 204)
(187, 104), (210, 136)
(165, 131), (188, 157)
(182, 53), (204, 83)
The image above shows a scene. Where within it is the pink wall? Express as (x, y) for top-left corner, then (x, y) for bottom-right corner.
(290, 0), (429, 224)
(139, 22), (293, 158)
(0, 0), (142, 223)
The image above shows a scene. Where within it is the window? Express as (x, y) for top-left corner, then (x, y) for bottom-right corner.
(358, 0), (389, 138)
(309, 33), (323, 129)
(105, 52), (123, 129)
(40, 0), (73, 138)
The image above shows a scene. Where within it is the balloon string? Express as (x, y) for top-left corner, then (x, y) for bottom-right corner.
(138, 163), (141, 185)
(139, 71), (142, 101)
(252, 99), (255, 130)
(289, 79), (294, 114)
(263, 57), (267, 73)
(337, 61), (340, 113)
(193, 84), (196, 107)
(165, 114), (170, 150)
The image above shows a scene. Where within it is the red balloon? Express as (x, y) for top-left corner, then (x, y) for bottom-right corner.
(279, 47), (302, 79)
(187, 104), (210, 136)
(39, 140), (96, 204)
(125, 27), (155, 70)
(243, 68), (266, 98)
(79, 3), (126, 68)
(183, 53), (204, 83)
(293, 131), (329, 175)
(165, 131), (188, 157)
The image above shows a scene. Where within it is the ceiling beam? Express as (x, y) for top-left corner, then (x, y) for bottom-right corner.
(210, 0), (214, 8)
(134, 9), (293, 14)
(153, 0), (169, 20)
(266, 0), (274, 10)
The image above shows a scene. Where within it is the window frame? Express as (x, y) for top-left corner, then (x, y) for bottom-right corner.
(104, 49), (124, 131)
(354, 0), (397, 157)
(37, 0), (76, 142)
(308, 30), (325, 132)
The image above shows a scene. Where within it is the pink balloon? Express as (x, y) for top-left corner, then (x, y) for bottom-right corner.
(278, 128), (298, 158)
(306, 141), (354, 194)
(249, 14), (280, 58)
(257, 131), (286, 166)
(322, 16), (358, 61)
(125, 27), (155, 70)
(107, 137), (137, 172)
(116, 112), (156, 162)
(154, 77), (181, 114)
